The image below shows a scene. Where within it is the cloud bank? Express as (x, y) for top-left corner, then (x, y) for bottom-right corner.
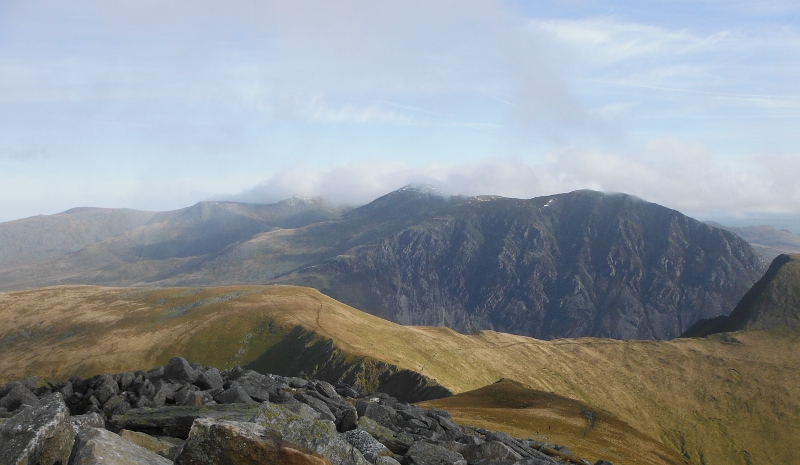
(226, 137), (799, 218)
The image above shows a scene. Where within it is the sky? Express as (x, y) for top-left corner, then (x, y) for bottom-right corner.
(2, 0), (800, 224)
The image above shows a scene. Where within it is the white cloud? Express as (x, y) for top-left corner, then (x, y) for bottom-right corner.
(226, 138), (799, 217)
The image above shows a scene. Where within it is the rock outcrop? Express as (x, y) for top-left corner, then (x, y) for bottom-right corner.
(681, 253), (800, 338)
(0, 357), (614, 465)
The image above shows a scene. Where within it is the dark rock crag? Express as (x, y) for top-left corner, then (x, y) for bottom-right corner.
(297, 188), (766, 340)
(0, 356), (613, 465)
(681, 253), (800, 338)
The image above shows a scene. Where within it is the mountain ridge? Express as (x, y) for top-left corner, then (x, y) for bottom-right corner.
(0, 187), (768, 340)
(681, 253), (800, 337)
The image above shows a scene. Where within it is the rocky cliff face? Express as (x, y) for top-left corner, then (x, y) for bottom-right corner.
(297, 189), (766, 340)
(681, 253), (800, 337)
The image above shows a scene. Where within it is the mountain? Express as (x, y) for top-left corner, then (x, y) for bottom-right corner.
(0, 197), (345, 290)
(0, 207), (156, 267)
(275, 188), (766, 339)
(1, 284), (798, 465)
(704, 222), (800, 261)
(681, 253), (800, 337)
(0, 187), (766, 340)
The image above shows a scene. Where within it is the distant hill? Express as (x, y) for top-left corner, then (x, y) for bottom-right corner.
(0, 187), (766, 340)
(704, 222), (800, 261)
(0, 285), (797, 465)
(681, 253), (800, 338)
(0, 207), (156, 267)
(0, 197), (345, 290)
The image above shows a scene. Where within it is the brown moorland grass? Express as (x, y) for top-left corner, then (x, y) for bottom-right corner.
(418, 379), (688, 465)
(0, 285), (798, 465)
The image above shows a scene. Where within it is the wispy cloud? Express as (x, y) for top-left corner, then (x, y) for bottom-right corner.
(225, 136), (800, 216)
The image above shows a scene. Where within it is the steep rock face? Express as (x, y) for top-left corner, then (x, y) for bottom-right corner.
(682, 254), (800, 337)
(308, 190), (766, 340)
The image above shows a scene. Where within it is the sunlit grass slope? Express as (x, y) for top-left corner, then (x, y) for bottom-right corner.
(0, 285), (798, 465)
(418, 379), (687, 465)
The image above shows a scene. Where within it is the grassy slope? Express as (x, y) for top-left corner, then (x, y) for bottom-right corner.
(418, 379), (687, 465)
(0, 285), (798, 465)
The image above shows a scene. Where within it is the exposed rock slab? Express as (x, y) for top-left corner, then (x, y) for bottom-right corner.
(110, 403), (264, 439)
(0, 393), (75, 465)
(68, 427), (172, 465)
(176, 418), (331, 465)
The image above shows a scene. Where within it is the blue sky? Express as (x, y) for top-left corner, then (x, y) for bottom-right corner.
(1, 1), (800, 223)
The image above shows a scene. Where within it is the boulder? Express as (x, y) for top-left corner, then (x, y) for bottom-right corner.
(119, 429), (184, 460)
(254, 402), (370, 465)
(0, 393), (75, 465)
(69, 427), (172, 465)
(295, 392), (336, 422)
(401, 442), (467, 465)
(235, 371), (275, 402)
(0, 382), (39, 412)
(343, 429), (391, 462)
(461, 441), (523, 463)
(375, 457), (402, 465)
(356, 401), (398, 431)
(176, 418), (331, 465)
(109, 403), (265, 439)
(313, 381), (341, 400)
(336, 408), (359, 432)
(214, 385), (256, 404)
(196, 367), (224, 391)
(163, 357), (198, 383)
(71, 412), (106, 431)
(357, 417), (413, 456)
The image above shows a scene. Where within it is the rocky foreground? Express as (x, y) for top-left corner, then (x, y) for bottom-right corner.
(0, 357), (614, 465)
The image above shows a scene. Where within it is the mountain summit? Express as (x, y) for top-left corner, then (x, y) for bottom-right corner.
(280, 188), (766, 340)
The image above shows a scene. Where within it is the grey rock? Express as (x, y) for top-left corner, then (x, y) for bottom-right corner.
(176, 418), (329, 465)
(69, 427), (172, 465)
(314, 381), (341, 400)
(376, 457), (402, 465)
(173, 385), (200, 406)
(119, 429), (184, 461)
(357, 417), (413, 456)
(0, 393), (75, 465)
(336, 408), (359, 432)
(119, 372), (136, 392)
(195, 367), (223, 391)
(296, 392), (336, 422)
(163, 356), (198, 383)
(343, 429), (391, 457)
(214, 384), (256, 404)
(109, 403), (265, 439)
(254, 401), (370, 465)
(401, 441), (467, 465)
(288, 377), (309, 388)
(235, 371), (275, 402)
(71, 412), (106, 431)
(461, 441), (523, 463)
(0, 383), (39, 413)
(146, 367), (164, 382)
(594, 461), (614, 465)
(512, 459), (556, 465)
(357, 400), (398, 431)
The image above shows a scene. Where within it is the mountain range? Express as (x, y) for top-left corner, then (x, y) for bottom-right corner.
(0, 187), (767, 340)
